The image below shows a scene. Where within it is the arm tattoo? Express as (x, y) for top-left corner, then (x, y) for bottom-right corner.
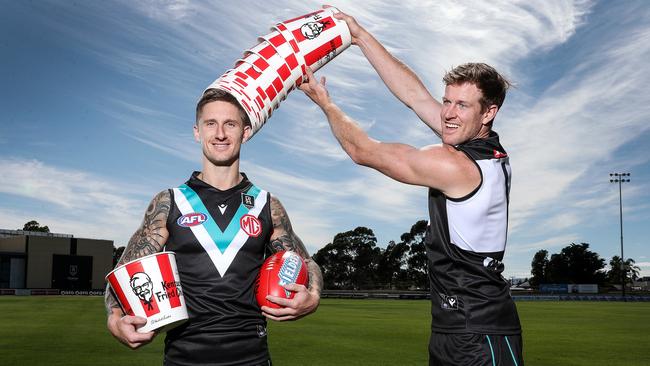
(269, 196), (307, 257)
(105, 190), (171, 315)
(269, 195), (323, 295)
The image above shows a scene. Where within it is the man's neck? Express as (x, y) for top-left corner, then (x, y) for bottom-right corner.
(199, 162), (243, 190)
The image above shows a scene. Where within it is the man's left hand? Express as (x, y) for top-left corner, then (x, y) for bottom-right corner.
(261, 283), (320, 321)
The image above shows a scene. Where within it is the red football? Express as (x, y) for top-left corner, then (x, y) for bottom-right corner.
(255, 250), (308, 309)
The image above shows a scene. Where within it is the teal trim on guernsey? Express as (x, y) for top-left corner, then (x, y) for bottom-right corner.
(177, 183), (262, 253)
(505, 336), (519, 366)
(486, 335), (496, 366)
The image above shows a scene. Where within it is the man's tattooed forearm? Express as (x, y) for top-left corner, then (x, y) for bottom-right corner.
(272, 233), (309, 257)
(105, 190), (170, 316)
(270, 239), (285, 252)
(105, 285), (122, 315)
(306, 259), (323, 295)
(270, 196), (308, 257)
(269, 195), (323, 293)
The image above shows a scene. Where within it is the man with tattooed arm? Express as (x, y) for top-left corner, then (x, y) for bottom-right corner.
(105, 89), (323, 366)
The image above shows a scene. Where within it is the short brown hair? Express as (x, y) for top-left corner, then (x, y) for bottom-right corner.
(195, 88), (251, 127)
(443, 63), (511, 111)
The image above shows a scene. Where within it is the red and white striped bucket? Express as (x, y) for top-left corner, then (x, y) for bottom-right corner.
(203, 7), (351, 137)
(105, 252), (188, 333)
(276, 7), (352, 73)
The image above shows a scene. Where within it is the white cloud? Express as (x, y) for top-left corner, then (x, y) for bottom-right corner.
(507, 234), (581, 254)
(0, 158), (149, 245)
(241, 159), (425, 252)
(635, 262), (650, 277)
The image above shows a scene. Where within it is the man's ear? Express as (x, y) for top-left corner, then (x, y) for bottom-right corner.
(482, 105), (498, 126)
(193, 123), (200, 142)
(242, 125), (252, 143)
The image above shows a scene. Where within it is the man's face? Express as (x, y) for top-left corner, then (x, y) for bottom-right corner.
(440, 82), (496, 146)
(194, 100), (251, 167)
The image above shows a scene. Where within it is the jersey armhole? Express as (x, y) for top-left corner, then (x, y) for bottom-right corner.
(165, 188), (176, 242)
(447, 149), (483, 203)
(263, 191), (275, 257)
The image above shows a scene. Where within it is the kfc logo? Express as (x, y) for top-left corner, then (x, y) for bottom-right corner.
(130, 272), (154, 310)
(300, 21), (328, 39)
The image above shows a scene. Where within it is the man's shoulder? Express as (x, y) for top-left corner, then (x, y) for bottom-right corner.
(457, 135), (507, 161)
(152, 189), (171, 203)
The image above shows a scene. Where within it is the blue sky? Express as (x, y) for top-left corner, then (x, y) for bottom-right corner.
(1, 0), (649, 278)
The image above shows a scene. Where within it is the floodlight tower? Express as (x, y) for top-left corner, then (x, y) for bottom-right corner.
(609, 172), (630, 301)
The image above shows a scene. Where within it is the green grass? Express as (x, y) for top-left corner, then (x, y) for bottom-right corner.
(0, 297), (648, 365)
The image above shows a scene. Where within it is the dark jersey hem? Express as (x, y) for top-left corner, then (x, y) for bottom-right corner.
(431, 326), (522, 335)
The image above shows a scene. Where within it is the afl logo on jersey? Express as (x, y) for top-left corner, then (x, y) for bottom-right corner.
(240, 214), (262, 237)
(177, 212), (207, 227)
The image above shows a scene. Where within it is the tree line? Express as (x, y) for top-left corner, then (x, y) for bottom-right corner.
(530, 243), (641, 287)
(21, 220), (641, 290)
(313, 227), (642, 291)
(312, 221), (429, 291)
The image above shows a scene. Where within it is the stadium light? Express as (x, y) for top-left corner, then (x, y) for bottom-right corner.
(609, 172), (630, 302)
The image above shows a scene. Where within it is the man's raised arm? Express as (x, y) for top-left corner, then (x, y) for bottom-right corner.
(333, 8), (442, 136)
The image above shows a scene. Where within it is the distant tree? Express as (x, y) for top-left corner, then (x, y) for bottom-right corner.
(546, 252), (569, 283)
(376, 240), (409, 289)
(313, 226), (380, 290)
(341, 227), (381, 289)
(530, 250), (549, 287)
(113, 246), (125, 267)
(21, 220), (50, 233)
(312, 241), (353, 290)
(403, 220), (429, 290)
(545, 243), (606, 284)
(607, 256), (641, 285)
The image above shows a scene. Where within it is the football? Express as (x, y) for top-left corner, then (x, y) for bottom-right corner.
(255, 250), (309, 308)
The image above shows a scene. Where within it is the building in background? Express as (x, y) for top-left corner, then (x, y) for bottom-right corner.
(0, 229), (113, 292)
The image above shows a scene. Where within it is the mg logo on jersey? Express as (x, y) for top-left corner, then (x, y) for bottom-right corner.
(177, 212), (207, 227)
(240, 214), (262, 237)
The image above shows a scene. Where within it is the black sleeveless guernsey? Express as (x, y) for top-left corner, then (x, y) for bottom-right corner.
(164, 172), (273, 366)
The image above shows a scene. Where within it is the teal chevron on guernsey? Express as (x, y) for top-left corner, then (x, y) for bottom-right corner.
(176, 184), (262, 253)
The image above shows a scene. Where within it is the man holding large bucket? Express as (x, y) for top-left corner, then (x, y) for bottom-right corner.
(103, 6), (359, 364)
(300, 8), (524, 366)
(105, 87), (323, 365)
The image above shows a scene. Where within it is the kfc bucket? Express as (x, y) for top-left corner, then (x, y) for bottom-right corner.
(105, 252), (188, 333)
(202, 7), (351, 137)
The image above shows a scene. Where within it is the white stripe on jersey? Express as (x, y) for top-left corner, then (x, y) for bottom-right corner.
(446, 158), (510, 254)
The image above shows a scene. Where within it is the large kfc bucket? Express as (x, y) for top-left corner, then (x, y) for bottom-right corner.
(105, 252), (188, 333)
(204, 7), (351, 137)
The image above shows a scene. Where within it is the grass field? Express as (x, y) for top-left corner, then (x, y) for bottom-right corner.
(0, 297), (648, 365)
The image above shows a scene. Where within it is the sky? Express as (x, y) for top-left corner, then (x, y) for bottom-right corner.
(1, 0), (649, 279)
